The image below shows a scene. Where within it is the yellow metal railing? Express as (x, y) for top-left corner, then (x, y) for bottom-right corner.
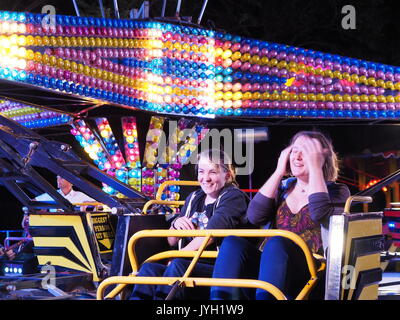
(142, 200), (184, 215)
(344, 195), (373, 214)
(142, 180), (200, 215)
(97, 229), (324, 300)
(155, 180), (200, 200)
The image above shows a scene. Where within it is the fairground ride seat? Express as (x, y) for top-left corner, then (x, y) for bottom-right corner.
(96, 228), (326, 300)
(29, 204), (116, 282)
(325, 196), (384, 300)
(96, 193), (386, 300)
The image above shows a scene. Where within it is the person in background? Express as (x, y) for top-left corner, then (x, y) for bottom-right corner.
(129, 149), (251, 300)
(20, 175), (96, 247)
(35, 175), (95, 204)
(0, 246), (16, 261)
(210, 131), (350, 300)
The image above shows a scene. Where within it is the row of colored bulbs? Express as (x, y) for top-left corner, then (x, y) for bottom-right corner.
(2, 8), (397, 81)
(1, 9), (398, 80)
(71, 119), (131, 197)
(0, 100), (71, 128)
(0, 10), (399, 120)
(142, 117), (166, 197)
(70, 116), (207, 200)
(142, 117), (208, 199)
(0, 11), (215, 37)
(122, 117), (141, 191)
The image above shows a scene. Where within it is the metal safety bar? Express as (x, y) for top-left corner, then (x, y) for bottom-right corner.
(141, 180), (200, 215)
(142, 200), (184, 215)
(344, 195), (373, 214)
(97, 229), (324, 300)
(155, 180), (200, 200)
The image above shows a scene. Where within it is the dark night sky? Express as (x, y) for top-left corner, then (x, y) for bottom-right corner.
(0, 0), (399, 230)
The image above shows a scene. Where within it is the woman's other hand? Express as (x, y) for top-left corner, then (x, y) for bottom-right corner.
(275, 146), (293, 176)
(168, 216), (197, 246)
(172, 217), (196, 230)
(300, 138), (327, 171)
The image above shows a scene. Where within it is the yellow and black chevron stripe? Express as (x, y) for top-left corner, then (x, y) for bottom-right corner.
(341, 217), (384, 300)
(29, 214), (101, 282)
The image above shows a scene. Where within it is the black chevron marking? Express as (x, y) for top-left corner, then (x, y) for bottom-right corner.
(33, 246), (91, 271)
(343, 235), (384, 300)
(352, 268), (382, 300)
(30, 226), (90, 265)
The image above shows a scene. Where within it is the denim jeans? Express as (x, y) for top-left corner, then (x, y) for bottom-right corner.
(129, 258), (214, 300)
(210, 236), (311, 300)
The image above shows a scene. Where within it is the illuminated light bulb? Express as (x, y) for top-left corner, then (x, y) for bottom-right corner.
(0, 37), (11, 49)
(214, 91), (223, 100)
(84, 145), (92, 153)
(232, 92), (243, 100)
(214, 82), (224, 91)
(232, 83), (242, 92)
(231, 51), (241, 61)
(215, 100), (224, 108)
(222, 50), (232, 59)
(89, 152), (98, 160)
(232, 100), (242, 108)
(223, 91), (233, 100)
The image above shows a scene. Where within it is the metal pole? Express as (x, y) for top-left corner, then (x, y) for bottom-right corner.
(98, 0), (105, 18)
(113, 0), (120, 19)
(197, 0), (209, 24)
(71, 0), (81, 16)
(175, 0), (182, 17)
(161, 0), (167, 17)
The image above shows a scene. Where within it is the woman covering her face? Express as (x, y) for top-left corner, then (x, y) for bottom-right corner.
(211, 131), (350, 300)
(129, 149), (251, 300)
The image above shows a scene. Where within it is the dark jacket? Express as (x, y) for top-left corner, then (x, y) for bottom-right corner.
(175, 184), (251, 247)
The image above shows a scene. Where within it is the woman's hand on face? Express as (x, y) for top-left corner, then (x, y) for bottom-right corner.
(300, 138), (327, 170)
(275, 146), (293, 176)
(172, 217), (196, 230)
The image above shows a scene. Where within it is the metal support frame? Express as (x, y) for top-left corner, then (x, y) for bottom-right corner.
(113, 0), (120, 19)
(0, 115), (147, 214)
(98, 0), (105, 18)
(161, 0), (167, 17)
(175, 0), (182, 17)
(197, 0), (209, 24)
(131, 1), (150, 19)
(71, 0), (81, 16)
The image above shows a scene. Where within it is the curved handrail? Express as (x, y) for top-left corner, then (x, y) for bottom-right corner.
(155, 180), (200, 200)
(142, 200), (185, 215)
(344, 195), (373, 214)
(97, 276), (288, 300)
(128, 229), (317, 276)
(141, 180), (200, 215)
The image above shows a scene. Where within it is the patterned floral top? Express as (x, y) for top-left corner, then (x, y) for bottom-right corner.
(275, 201), (322, 254)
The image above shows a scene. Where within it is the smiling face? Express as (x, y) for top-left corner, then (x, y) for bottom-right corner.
(289, 135), (311, 179)
(197, 156), (229, 199)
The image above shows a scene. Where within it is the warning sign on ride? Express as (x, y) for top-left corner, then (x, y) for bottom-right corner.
(91, 213), (115, 253)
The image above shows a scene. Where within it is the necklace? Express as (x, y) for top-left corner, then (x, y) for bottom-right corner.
(296, 183), (307, 193)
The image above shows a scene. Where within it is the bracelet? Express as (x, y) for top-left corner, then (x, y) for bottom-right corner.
(171, 219), (177, 230)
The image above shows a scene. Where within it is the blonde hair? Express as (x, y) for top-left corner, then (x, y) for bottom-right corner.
(289, 131), (339, 181)
(196, 149), (238, 187)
